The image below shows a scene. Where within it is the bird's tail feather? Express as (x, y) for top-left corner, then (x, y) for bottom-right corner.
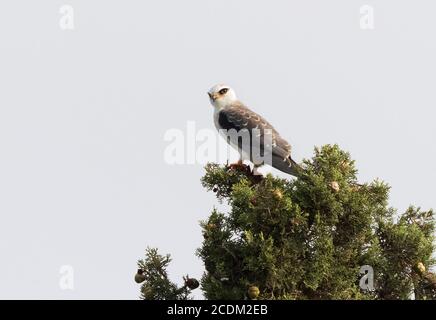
(272, 155), (303, 177)
(287, 158), (303, 177)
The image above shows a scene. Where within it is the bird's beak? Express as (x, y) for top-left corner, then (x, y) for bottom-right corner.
(208, 92), (217, 101)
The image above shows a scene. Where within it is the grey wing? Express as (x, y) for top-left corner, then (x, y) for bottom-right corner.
(218, 103), (292, 163)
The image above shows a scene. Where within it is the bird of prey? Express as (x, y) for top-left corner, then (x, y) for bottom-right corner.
(208, 84), (301, 177)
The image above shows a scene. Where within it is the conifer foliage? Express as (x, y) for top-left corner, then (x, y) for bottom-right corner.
(135, 248), (199, 300)
(137, 145), (435, 300)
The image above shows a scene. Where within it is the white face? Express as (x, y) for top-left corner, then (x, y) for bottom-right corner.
(208, 84), (238, 109)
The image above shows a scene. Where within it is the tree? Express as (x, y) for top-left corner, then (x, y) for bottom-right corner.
(135, 247), (199, 300)
(136, 144), (435, 300)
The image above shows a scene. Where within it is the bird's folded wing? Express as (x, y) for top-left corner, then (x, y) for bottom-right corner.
(218, 104), (292, 160)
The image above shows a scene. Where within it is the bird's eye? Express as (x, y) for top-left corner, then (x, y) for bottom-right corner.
(219, 88), (229, 95)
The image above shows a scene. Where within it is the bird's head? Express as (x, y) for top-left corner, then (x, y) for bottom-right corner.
(208, 84), (237, 109)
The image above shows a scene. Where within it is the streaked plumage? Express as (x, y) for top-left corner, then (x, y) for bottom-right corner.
(208, 84), (301, 177)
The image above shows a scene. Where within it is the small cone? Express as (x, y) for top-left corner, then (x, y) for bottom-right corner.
(273, 189), (283, 200)
(247, 286), (260, 300)
(185, 277), (200, 290)
(417, 262), (426, 274)
(135, 269), (146, 284)
(330, 181), (340, 192)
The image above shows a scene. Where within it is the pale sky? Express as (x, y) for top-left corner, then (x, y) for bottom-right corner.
(0, 1), (435, 299)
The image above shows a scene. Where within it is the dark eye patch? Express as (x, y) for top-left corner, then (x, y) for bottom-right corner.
(219, 88), (229, 95)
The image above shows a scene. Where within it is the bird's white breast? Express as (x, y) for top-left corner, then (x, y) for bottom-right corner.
(213, 107), (223, 131)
